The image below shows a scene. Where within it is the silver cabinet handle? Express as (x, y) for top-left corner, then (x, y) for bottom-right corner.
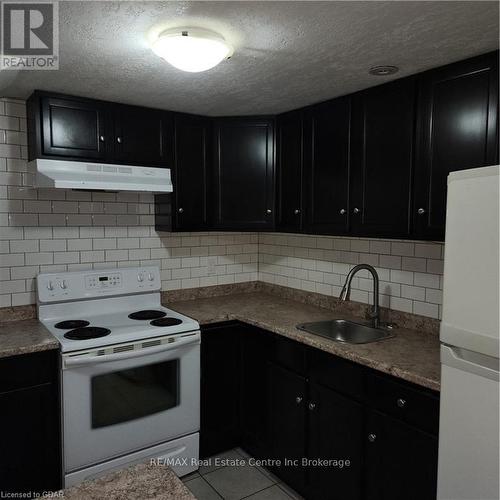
(308, 402), (316, 411)
(99, 135), (105, 142)
(417, 208), (426, 215)
(116, 136), (122, 144)
(353, 207), (360, 214)
(368, 433), (377, 442)
(294, 209), (301, 215)
(295, 396), (303, 404)
(266, 209), (272, 214)
(340, 208), (346, 215)
(397, 398), (406, 408)
(178, 208), (184, 213)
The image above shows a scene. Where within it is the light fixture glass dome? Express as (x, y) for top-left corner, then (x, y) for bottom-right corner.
(151, 28), (233, 73)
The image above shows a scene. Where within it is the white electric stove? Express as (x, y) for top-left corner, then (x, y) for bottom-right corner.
(37, 266), (200, 487)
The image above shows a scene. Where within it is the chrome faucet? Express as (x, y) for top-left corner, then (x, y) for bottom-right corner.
(339, 264), (380, 328)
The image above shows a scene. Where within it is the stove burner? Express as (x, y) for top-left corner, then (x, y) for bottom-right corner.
(128, 310), (167, 321)
(55, 320), (90, 330)
(64, 327), (111, 340)
(150, 317), (183, 327)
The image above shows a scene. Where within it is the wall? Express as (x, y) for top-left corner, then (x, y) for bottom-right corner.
(0, 99), (443, 319)
(259, 233), (444, 319)
(0, 99), (259, 307)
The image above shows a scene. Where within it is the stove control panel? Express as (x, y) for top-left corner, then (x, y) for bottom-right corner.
(37, 266), (161, 303)
(85, 272), (122, 289)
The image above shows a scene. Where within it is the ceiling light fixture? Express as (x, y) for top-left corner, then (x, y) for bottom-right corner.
(369, 65), (399, 76)
(151, 28), (233, 73)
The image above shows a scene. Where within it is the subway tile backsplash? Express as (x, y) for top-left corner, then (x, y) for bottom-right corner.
(0, 99), (444, 319)
(258, 233), (444, 319)
(0, 99), (259, 307)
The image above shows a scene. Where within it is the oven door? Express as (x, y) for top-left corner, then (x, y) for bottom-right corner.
(62, 333), (200, 473)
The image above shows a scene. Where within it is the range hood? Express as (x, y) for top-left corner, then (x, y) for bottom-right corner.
(27, 159), (173, 192)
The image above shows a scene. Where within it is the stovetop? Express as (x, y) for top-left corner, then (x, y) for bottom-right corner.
(36, 266), (200, 353)
(41, 303), (199, 352)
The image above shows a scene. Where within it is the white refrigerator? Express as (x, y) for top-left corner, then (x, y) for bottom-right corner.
(438, 165), (500, 500)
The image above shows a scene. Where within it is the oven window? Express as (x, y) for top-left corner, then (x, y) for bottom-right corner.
(91, 359), (179, 428)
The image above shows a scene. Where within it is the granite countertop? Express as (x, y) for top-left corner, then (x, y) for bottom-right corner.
(168, 292), (441, 391)
(0, 318), (59, 359)
(62, 463), (195, 500)
(0, 288), (440, 390)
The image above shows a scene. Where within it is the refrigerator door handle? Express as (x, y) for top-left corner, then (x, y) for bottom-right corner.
(441, 344), (499, 382)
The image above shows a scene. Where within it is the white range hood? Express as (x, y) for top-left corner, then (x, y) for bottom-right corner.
(27, 159), (173, 193)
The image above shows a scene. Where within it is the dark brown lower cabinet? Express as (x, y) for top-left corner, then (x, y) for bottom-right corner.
(307, 383), (364, 500)
(269, 362), (308, 494)
(200, 322), (439, 500)
(0, 350), (61, 494)
(365, 410), (438, 500)
(200, 323), (241, 458)
(239, 326), (273, 459)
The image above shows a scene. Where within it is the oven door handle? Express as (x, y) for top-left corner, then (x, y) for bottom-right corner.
(63, 334), (200, 368)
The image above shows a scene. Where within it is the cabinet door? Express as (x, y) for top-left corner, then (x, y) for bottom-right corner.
(365, 410), (438, 500)
(307, 383), (363, 500)
(350, 78), (415, 237)
(213, 119), (275, 230)
(304, 98), (351, 235)
(40, 96), (109, 159)
(414, 51), (499, 240)
(0, 384), (61, 493)
(239, 327), (273, 459)
(200, 324), (240, 458)
(114, 105), (173, 166)
(173, 114), (210, 230)
(268, 362), (307, 494)
(277, 110), (303, 232)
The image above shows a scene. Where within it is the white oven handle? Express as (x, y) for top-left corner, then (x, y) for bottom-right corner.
(63, 334), (199, 368)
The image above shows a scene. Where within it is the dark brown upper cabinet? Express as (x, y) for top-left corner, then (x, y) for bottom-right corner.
(27, 91), (173, 168)
(113, 105), (172, 167)
(276, 110), (304, 233)
(303, 97), (351, 235)
(29, 94), (110, 160)
(350, 77), (416, 238)
(413, 51), (499, 241)
(28, 51), (499, 240)
(172, 113), (210, 230)
(212, 118), (275, 230)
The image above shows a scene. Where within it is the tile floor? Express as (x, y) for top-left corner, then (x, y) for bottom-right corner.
(181, 448), (303, 500)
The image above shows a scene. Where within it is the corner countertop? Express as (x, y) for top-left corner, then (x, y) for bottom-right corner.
(62, 463), (195, 500)
(168, 292), (441, 391)
(0, 318), (59, 359)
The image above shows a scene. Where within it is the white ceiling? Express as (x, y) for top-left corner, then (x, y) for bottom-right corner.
(1, 1), (498, 116)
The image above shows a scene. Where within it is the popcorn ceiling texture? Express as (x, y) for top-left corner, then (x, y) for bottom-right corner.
(2, 2), (498, 115)
(0, 100), (443, 319)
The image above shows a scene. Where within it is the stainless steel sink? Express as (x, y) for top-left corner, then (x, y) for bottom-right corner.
(296, 319), (394, 344)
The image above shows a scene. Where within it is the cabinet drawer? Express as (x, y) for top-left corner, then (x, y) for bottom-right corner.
(308, 348), (364, 401)
(273, 335), (307, 376)
(366, 373), (439, 435)
(0, 350), (58, 394)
